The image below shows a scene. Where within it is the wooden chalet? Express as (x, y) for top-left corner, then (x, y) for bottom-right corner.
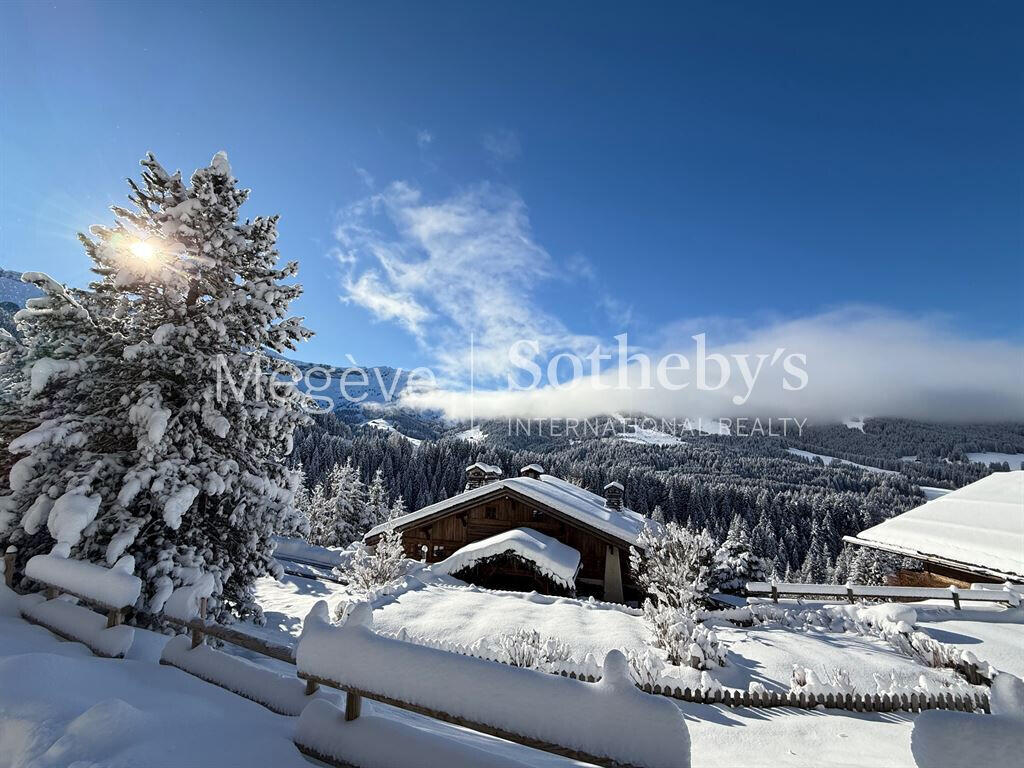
(364, 464), (651, 602)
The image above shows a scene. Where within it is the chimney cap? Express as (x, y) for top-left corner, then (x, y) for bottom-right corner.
(603, 481), (624, 491)
(520, 464), (545, 479)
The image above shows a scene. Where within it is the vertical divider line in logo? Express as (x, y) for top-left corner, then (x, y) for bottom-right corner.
(470, 332), (475, 432)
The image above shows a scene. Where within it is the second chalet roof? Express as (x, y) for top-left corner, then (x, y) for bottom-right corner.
(844, 470), (1024, 581)
(366, 474), (653, 546)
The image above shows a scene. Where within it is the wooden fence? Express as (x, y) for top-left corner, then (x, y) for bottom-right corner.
(745, 581), (1019, 610)
(7, 556), (994, 722)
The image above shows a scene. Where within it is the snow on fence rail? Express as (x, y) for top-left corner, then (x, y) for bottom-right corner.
(295, 600), (691, 768)
(17, 551), (142, 658)
(745, 581), (1021, 610)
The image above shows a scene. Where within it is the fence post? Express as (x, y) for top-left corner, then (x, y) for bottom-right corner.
(771, 583), (779, 603)
(3, 546), (15, 588)
(191, 597), (207, 649)
(345, 691), (362, 721)
(106, 608), (122, 629)
(846, 585), (855, 604)
(950, 586), (961, 610)
(305, 678), (320, 696)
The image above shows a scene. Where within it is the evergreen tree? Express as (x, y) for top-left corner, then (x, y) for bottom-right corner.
(326, 458), (366, 546)
(713, 515), (768, 593)
(388, 494), (408, 520)
(0, 154), (313, 620)
(363, 467), (390, 531)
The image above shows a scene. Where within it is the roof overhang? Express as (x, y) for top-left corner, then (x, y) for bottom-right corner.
(843, 534), (1022, 583)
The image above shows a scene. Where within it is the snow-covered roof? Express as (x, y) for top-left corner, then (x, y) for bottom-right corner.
(520, 463), (545, 475)
(466, 462), (502, 476)
(430, 527), (582, 588)
(846, 471), (1024, 580)
(366, 474), (652, 546)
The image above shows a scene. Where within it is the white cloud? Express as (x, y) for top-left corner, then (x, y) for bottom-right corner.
(416, 129), (433, 148)
(400, 307), (1024, 424)
(335, 181), (597, 381)
(482, 129), (521, 164)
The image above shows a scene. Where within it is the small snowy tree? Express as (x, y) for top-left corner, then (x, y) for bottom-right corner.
(363, 467), (389, 531)
(342, 527), (406, 595)
(388, 494), (407, 520)
(630, 521), (715, 611)
(326, 459), (366, 546)
(713, 516), (768, 594)
(305, 482), (335, 547)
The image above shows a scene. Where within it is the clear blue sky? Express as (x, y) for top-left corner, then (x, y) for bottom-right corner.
(1, 0), (1021, 377)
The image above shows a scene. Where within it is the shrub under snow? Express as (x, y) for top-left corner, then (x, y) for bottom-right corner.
(337, 527), (407, 597)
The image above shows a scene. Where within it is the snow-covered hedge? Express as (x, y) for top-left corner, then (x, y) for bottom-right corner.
(297, 600), (690, 768)
(748, 601), (997, 685)
(25, 553), (141, 609)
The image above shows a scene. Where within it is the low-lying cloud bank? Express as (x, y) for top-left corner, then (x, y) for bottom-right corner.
(398, 307), (1023, 424)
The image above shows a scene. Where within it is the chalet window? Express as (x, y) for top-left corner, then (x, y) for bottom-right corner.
(485, 506), (497, 519)
(532, 509), (542, 520)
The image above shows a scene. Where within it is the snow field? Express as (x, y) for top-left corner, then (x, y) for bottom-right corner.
(296, 600), (691, 767)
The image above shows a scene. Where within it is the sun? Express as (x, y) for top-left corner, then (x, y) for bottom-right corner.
(130, 240), (156, 261)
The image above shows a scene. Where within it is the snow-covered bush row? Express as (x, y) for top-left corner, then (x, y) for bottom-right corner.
(19, 593), (134, 657)
(25, 553), (141, 609)
(295, 699), (539, 768)
(161, 635), (318, 716)
(297, 601), (691, 768)
(748, 602), (997, 684)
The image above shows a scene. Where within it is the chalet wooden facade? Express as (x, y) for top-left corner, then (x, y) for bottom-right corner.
(364, 464), (649, 602)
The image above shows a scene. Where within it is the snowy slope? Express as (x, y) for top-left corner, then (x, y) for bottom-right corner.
(787, 448), (898, 475)
(966, 451), (1024, 468)
(365, 418), (422, 446)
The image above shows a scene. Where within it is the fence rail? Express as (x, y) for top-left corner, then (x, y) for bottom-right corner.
(745, 581), (1020, 609)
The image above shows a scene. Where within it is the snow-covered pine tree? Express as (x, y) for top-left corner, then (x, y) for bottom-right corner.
(1, 153), (313, 621)
(0, 272), (128, 564)
(326, 458), (366, 546)
(305, 482), (335, 547)
(713, 515), (768, 594)
(363, 467), (390, 531)
(388, 494), (407, 520)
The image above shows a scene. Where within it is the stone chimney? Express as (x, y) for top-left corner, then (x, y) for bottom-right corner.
(603, 481), (624, 510)
(519, 464), (544, 480)
(465, 462), (502, 491)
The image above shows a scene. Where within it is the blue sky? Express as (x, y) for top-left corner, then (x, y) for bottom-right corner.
(1, 1), (1021, 418)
